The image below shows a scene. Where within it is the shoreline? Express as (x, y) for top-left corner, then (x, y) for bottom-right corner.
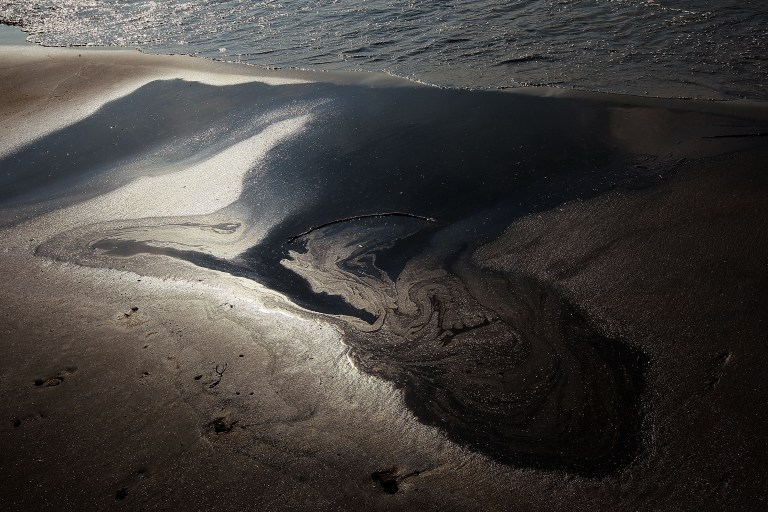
(3, 23), (768, 109)
(2, 39), (766, 168)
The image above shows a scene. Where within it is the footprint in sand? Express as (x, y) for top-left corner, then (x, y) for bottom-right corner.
(33, 366), (78, 387)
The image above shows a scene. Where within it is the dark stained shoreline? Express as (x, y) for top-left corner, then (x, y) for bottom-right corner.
(17, 77), (764, 477)
(2, 45), (768, 510)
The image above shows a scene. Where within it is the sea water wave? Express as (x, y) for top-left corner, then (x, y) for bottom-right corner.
(1, 0), (766, 100)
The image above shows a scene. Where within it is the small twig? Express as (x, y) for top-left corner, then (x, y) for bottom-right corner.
(285, 212), (437, 244)
(208, 363), (228, 389)
(703, 132), (766, 139)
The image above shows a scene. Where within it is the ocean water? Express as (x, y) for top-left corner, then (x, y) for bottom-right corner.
(2, 0), (766, 100)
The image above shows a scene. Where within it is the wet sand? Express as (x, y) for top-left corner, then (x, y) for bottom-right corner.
(1, 42), (767, 511)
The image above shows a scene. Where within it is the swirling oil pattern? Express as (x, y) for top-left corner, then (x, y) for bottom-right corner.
(2, 1), (766, 100)
(7, 77), (763, 477)
(282, 218), (647, 476)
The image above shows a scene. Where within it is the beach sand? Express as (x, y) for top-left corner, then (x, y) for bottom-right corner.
(1, 41), (767, 511)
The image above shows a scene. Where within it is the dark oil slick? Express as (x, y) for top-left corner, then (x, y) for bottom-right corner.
(282, 218), (647, 477)
(8, 78), (765, 478)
